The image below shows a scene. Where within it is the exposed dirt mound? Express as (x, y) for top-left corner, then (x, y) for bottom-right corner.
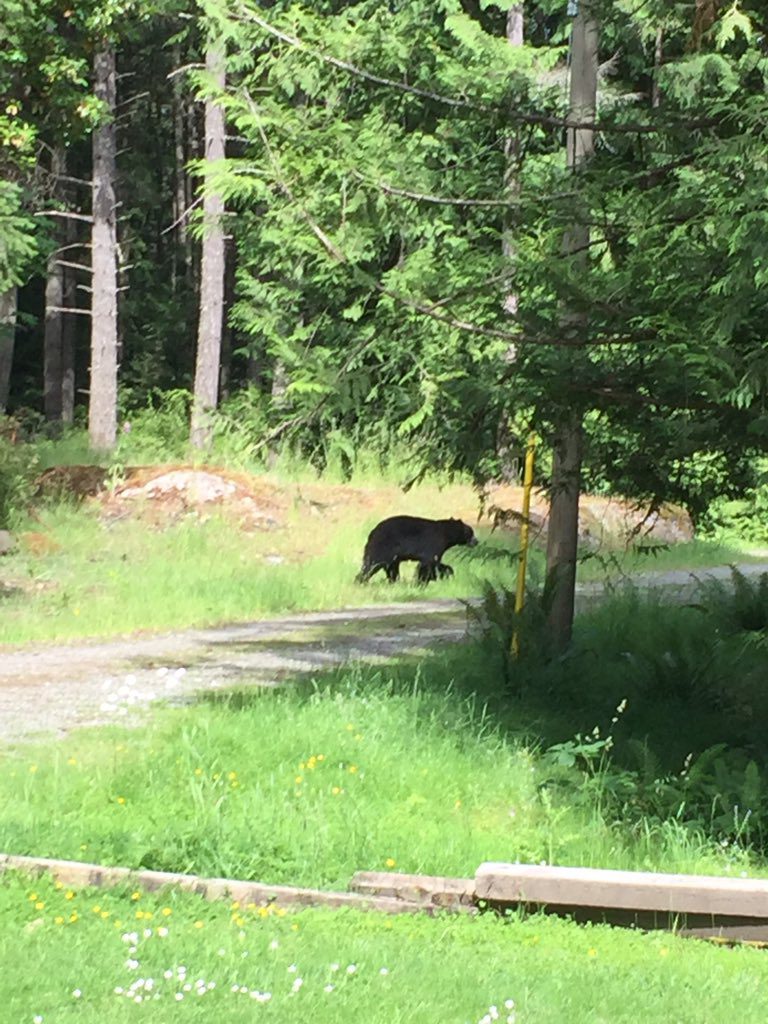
(102, 467), (284, 530)
(482, 485), (693, 548)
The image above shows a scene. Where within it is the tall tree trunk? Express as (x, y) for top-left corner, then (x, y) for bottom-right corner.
(501, 1), (524, 319)
(43, 247), (64, 423)
(190, 40), (226, 450)
(44, 146), (67, 424)
(89, 42), (119, 452)
(651, 26), (664, 108)
(61, 218), (78, 426)
(0, 287), (17, 413)
(497, 3), (525, 480)
(545, 3), (599, 649)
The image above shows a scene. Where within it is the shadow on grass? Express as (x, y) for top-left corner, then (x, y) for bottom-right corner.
(200, 579), (768, 852)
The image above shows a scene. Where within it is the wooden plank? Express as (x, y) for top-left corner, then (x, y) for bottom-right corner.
(350, 871), (475, 909)
(475, 862), (768, 919)
(0, 854), (430, 916)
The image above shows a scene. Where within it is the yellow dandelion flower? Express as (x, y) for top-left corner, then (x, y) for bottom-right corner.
(587, 948), (598, 958)
(67, 757), (77, 766)
(194, 920), (204, 929)
(257, 906), (269, 918)
(290, 922), (299, 930)
(295, 775), (303, 784)
(130, 891), (141, 901)
(454, 800), (462, 809)
(276, 908), (287, 917)
(659, 947), (669, 957)
(194, 768), (203, 777)
(161, 907), (172, 917)
(28, 892), (38, 901)
(348, 765), (358, 774)
(29, 765), (38, 774)
(231, 780), (240, 788)
(355, 734), (363, 741)
(213, 772), (221, 781)
(65, 891), (75, 900)
(54, 881), (63, 890)
(385, 858), (396, 868)
(55, 916), (64, 925)
(345, 724), (354, 731)
(116, 796), (126, 805)
(100, 910), (110, 919)
(331, 786), (342, 795)
(35, 901), (45, 910)
(69, 912), (78, 923)
(228, 771), (237, 781)
(231, 901), (240, 911)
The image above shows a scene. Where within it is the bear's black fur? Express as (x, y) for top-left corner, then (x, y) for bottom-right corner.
(356, 515), (478, 585)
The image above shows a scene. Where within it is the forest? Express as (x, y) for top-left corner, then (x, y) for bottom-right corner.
(2, 0), (768, 637)
(5, 6), (768, 1016)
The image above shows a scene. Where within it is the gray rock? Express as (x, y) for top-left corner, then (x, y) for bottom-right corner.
(0, 530), (15, 555)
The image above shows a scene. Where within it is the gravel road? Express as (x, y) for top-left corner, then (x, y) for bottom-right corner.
(2, 562), (766, 745)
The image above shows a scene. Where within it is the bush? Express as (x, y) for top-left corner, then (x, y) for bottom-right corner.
(0, 420), (37, 527)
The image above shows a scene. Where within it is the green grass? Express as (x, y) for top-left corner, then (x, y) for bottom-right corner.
(0, 659), (760, 884)
(3, 870), (768, 1024)
(0, 502), (518, 644)
(1, 496), (764, 645)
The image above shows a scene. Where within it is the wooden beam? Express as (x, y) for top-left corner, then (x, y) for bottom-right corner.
(475, 862), (768, 916)
(350, 871), (475, 910)
(475, 862), (768, 941)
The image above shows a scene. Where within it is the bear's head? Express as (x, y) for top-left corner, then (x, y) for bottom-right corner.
(450, 518), (478, 548)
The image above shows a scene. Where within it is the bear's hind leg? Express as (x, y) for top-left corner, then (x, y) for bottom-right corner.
(385, 559), (401, 583)
(416, 561), (438, 585)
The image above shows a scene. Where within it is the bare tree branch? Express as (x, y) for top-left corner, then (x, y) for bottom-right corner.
(35, 210), (94, 223)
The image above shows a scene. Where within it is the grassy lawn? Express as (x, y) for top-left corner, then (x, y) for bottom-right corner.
(0, 488), (763, 645)
(3, 870), (768, 1024)
(1, 650), (761, 884)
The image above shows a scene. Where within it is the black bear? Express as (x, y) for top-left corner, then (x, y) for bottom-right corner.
(356, 515), (478, 585)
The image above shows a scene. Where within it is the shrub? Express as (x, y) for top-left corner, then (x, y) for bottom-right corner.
(0, 419), (37, 527)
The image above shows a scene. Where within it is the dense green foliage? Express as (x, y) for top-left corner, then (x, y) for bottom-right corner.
(1, 0), (767, 521)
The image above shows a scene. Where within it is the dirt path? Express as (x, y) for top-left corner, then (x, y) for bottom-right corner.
(2, 562), (766, 745)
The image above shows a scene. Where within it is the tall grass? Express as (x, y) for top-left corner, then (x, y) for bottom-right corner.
(0, 657), (759, 883)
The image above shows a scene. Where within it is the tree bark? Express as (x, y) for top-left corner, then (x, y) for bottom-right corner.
(61, 218), (78, 426)
(651, 26), (664, 108)
(545, 3), (598, 649)
(0, 287), (17, 413)
(43, 246), (65, 423)
(190, 40), (226, 450)
(89, 42), (119, 452)
(497, 4), (525, 480)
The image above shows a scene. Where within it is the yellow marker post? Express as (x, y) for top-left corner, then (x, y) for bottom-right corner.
(512, 433), (536, 656)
